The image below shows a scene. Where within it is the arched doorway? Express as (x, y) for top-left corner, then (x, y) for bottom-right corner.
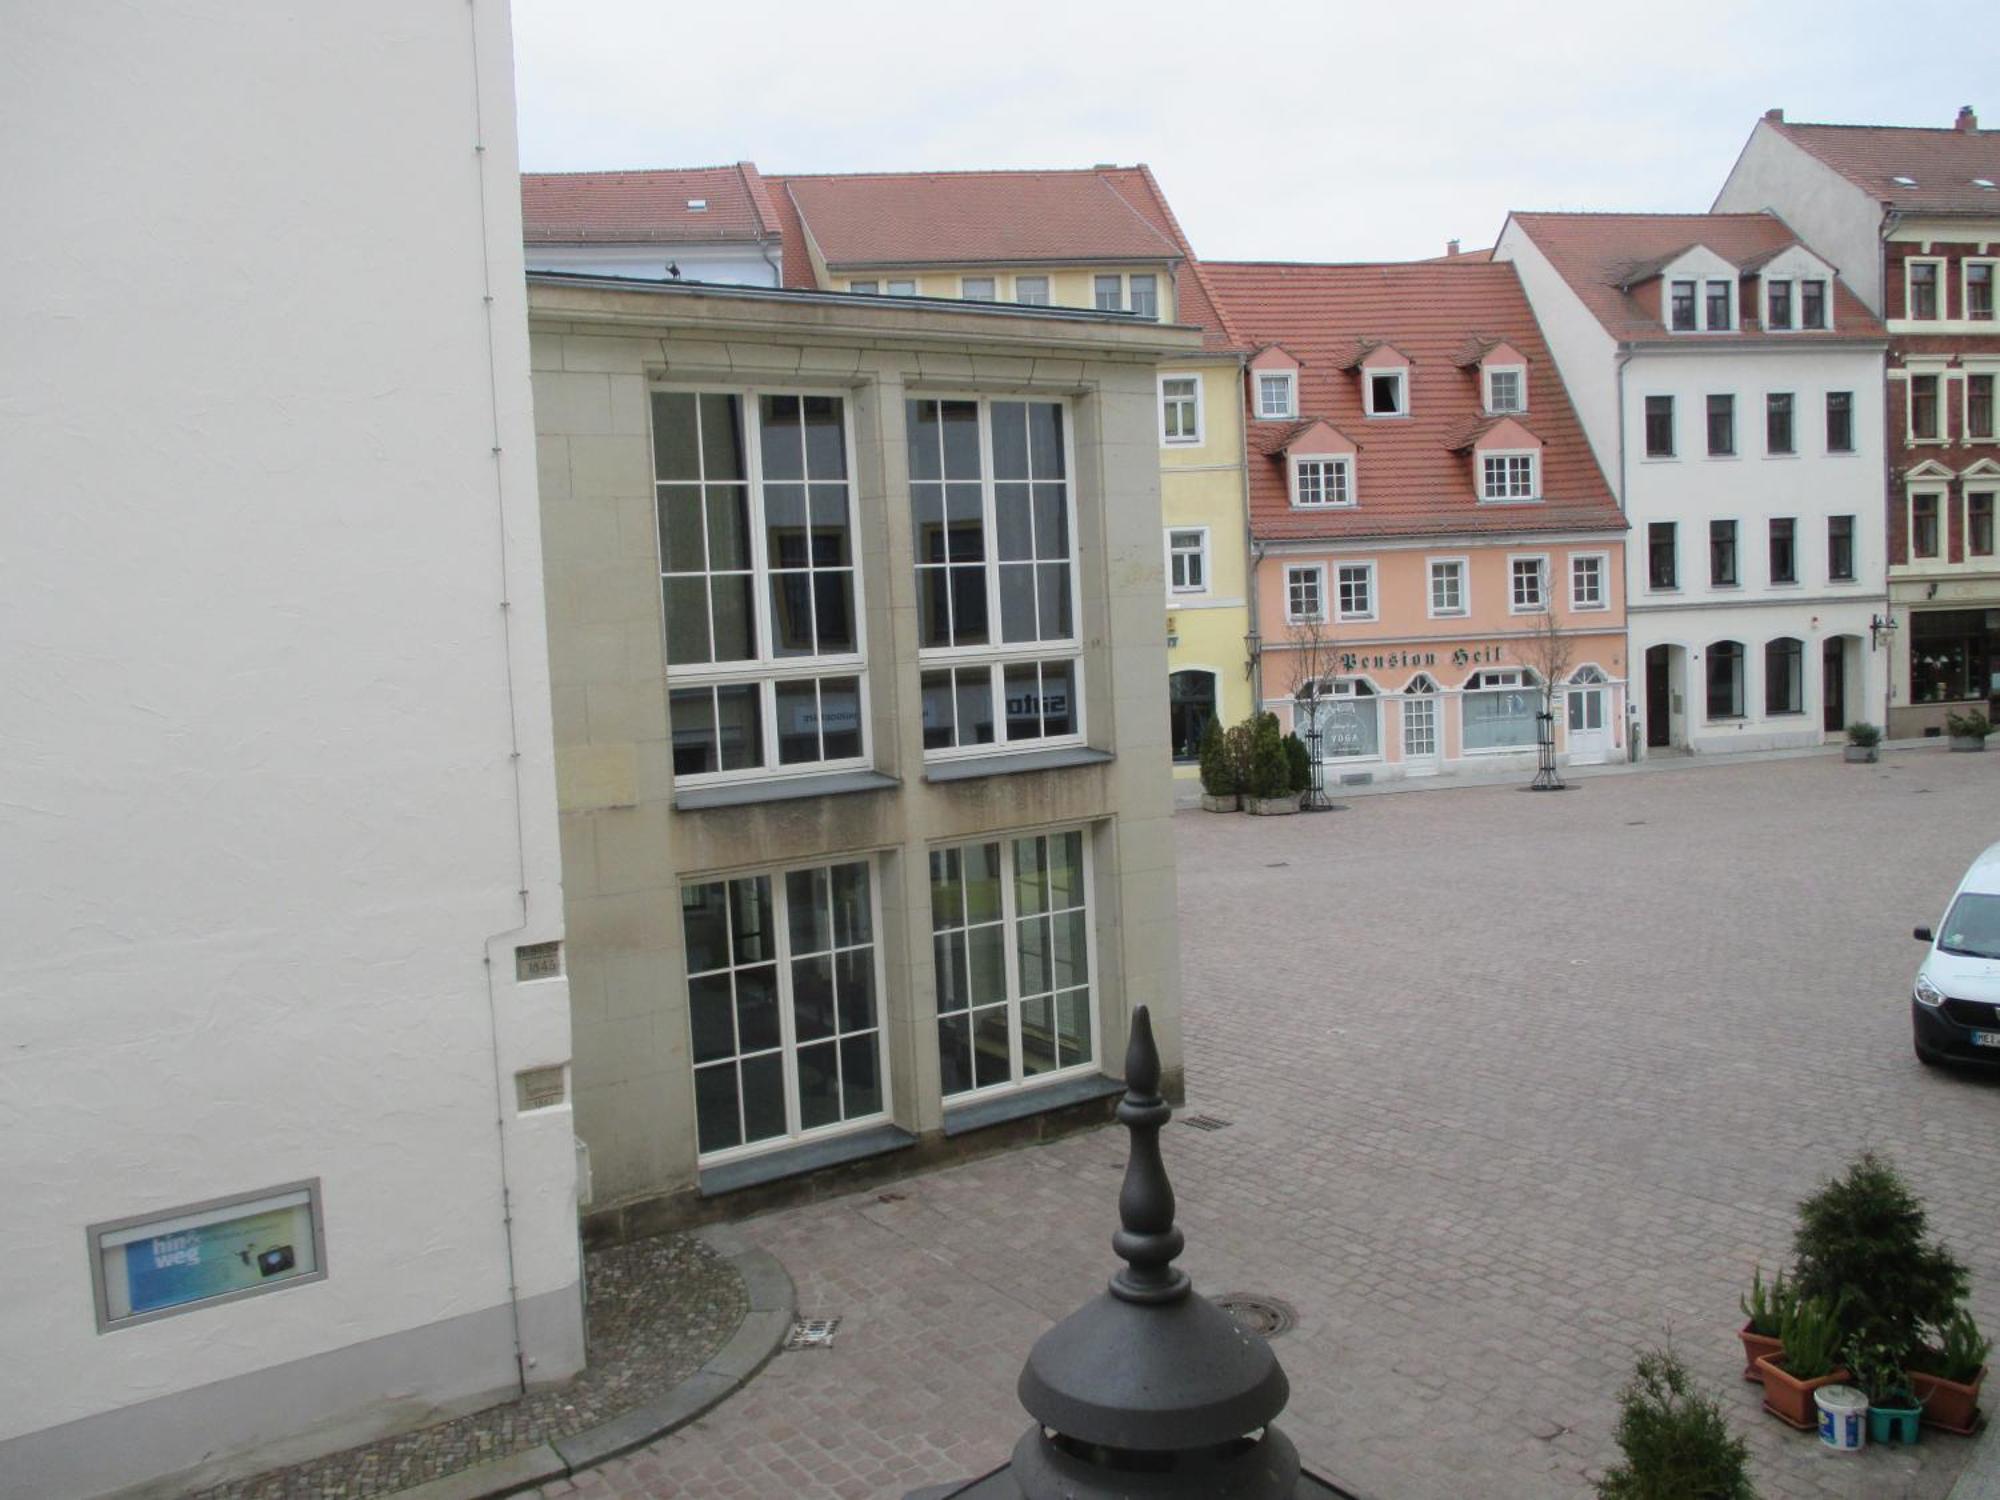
(1642, 644), (1687, 750)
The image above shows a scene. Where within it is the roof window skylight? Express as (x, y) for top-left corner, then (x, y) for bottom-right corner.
(1975, 179), (1998, 191)
(1892, 175), (1918, 187)
(686, 198), (708, 211)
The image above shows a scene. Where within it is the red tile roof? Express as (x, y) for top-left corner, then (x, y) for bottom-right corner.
(1504, 212), (1883, 342)
(521, 163), (779, 244)
(1767, 119), (2000, 215)
(1203, 260), (1622, 543)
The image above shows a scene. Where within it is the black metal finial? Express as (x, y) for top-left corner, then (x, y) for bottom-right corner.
(1109, 1006), (1188, 1304)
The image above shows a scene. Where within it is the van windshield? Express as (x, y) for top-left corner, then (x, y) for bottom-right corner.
(1940, 893), (2000, 960)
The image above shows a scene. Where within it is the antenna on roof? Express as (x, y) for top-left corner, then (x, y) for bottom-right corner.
(666, 262), (681, 281)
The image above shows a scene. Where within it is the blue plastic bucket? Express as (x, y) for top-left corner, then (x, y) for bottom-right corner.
(1815, 1385), (1868, 1452)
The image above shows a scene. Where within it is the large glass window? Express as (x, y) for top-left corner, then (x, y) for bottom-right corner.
(909, 398), (1080, 757)
(1764, 637), (1804, 715)
(1299, 678), (1379, 758)
(683, 860), (884, 1159)
(1706, 641), (1745, 719)
(932, 831), (1093, 1099)
(655, 391), (866, 782)
(1462, 669), (1538, 751)
(1169, 671), (1217, 764)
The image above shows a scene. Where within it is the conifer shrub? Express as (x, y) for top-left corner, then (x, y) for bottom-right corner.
(1792, 1152), (1967, 1356)
(1196, 719), (1236, 798)
(1282, 732), (1311, 795)
(1595, 1348), (1756, 1500)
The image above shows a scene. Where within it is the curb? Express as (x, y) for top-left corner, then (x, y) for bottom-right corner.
(386, 1225), (795, 1500)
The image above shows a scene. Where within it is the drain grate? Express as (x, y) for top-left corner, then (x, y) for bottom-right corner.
(1215, 1294), (1296, 1338)
(785, 1316), (841, 1350)
(1181, 1114), (1232, 1132)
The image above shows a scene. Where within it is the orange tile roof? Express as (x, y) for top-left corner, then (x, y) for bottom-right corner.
(1203, 260), (1623, 543)
(1505, 212), (1884, 342)
(521, 163), (779, 243)
(1767, 118), (2000, 215)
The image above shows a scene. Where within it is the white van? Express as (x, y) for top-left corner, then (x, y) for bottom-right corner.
(1913, 838), (2000, 1067)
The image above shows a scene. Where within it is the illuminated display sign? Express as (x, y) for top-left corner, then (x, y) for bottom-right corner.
(89, 1181), (326, 1330)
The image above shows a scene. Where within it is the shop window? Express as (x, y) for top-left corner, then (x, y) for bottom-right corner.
(1706, 641), (1745, 720)
(1764, 637), (1804, 715)
(1298, 678), (1379, 759)
(1169, 670), (1218, 764)
(1462, 668), (1539, 751)
(1910, 611), (1992, 703)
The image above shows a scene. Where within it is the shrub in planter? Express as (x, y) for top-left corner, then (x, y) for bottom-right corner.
(1791, 1152), (1968, 1357)
(1282, 732), (1312, 796)
(1595, 1348), (1755, 1500)
(1196, 719), (1239, 810)
(1844, 722), (1881, 763)
(1758, 1294), (1850, 1429)
(1946, 710), (1993, 750)
(1243, 713), (1298, 814)
(1851, 1340), (1923, 1445)
(1910, 1309), (1991, 1434)
(1738, 1264), (1794, 1382)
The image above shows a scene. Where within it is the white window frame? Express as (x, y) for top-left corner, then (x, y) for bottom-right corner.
(654, 386), (872, 789)
(932, 828), (1101, 1104)
(1569, 551), (1609, 612)
(1255, 370), (1297, 420)
(1963, 366), (1998, 443)
(1364, 367), (1408, 417)
(848, 280), (879, 295)
(1427, 556), (1469, 618)
(1908, 487), (1946, 561)
(1159, 372), (1203, 446)
(1508, 553), (1550, 613)
(1460, 667), (1541, 755)
(1966, 260), (1998, 324)
(1967, 488), (1997, 559)
(1094, 274), (1124, 312)
(1484, 365), (1526, 414)
(1334, 560), (1377, 622)
(960, 275), (997, 301)
(1127, 274), (1160, 321)
(1479, 449), (1540, 501)
(1166, 526), (1208, 594)
(909, 395), (1086, 762)
(683, 857), (892, 1168)
(1905, 257), (1946, 321)
(1289, 454), (1353, 509)
(885, 279), (917, 297)
(1285, 563), (1326, 623)
(1014, 275), (1051, 307)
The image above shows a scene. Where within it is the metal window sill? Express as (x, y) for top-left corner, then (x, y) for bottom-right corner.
(923, 747), (1113, 783)
(942, 1073), (1124, 1138)
(698, 1123), (917, 1198)
(674, 769), (899, 811)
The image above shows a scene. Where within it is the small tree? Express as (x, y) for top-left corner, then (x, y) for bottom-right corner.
(1792, 1152), (1968, 1357)
(1196, 719), (1235, 798)
(1517, 594), (1574, 721)
(1246, 712), (1291, 800)
(1282, 732), (1311, 795)
(1595, 1348), (1757, 1500)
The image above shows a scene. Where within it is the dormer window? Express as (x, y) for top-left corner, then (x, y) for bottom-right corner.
(1481, 452), (1538, 501)
(1670, 281), (1698, 331)
(1257, 371), (1296, 419)
(1291, 455), (1353, 508)
(1767, 280), (1793, 330)
(1705, 280), (1734, 330)
(1366, 370), (1407, 417)
(1801, 279), (1828, 329)
(1485, 366), (1525, 414)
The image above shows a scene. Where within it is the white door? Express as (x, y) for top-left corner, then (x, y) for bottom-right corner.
(1566, 687), (1608, 765)
(1402, 695), (1439, 775)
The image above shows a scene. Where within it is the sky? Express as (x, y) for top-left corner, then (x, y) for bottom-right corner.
(513, 0), (1999, 265)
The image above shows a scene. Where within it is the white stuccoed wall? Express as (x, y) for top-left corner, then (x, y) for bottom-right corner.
(0, 2), (580, 1493)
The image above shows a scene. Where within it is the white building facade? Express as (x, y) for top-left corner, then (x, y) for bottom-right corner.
(0, 5), (583, 1495)
(1498, 214), (1890, 754)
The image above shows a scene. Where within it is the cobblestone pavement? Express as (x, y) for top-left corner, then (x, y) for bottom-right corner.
(549, 748), (2000, 1500)
(202, 1234), (746, 1500)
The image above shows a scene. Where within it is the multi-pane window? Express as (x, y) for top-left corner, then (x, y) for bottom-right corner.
(1169, 670), (1217, 764)
(1257, 372), (1295, 419)
(1670, 281), (1697, 331)
(1094, 275), (1123, 312)
(1828, 515), (1856, 581)
(1462, 669), (1539, 750)
(1706, 394), (1736, 456)
(1970, 264), (1995, 321)
(1706, 640), (1745, 719)
(1969, 374), (1996, 440)
(1826, 391), (1854, 452)
(1015, 276), (1051, 307)
(1128, 275), (1159, 321)
(1911, 374), (1941, 439)
(1286, 565), (1324, 622)
(1709, 519), (1738, 586)
(1487, 367), (1524, 413)
(1429, 559), (1466, 616)
(1911, 493), (1941, 559)
(683, 861), (884, 1159)
(1571, 553), (1605, 610)
(909, 398), (1080, 756)
(1300, 678), (1380, 758)
(931, 831), (1093, 1099)
(850, 279), (916, 296)
(1908, 261), (1940, 319)
(1767, 281), (1793, 330)
(1293, 457), (1350, 507)
(1510, 556), (1546, 611)
(1335, 562), (1374, 621)
(1706, 280), (1734, 330)
(655, 391), (865, 781)
(961, 276), (997, 301)
(1764, 637), (1804, 715)
(1481, 452), (1537, 500)
(1645, 395), (1675, 457)
(1649, 521), (1678, 589)
(1800, 279), (1828, 329)
(1167, 528), (1206, 592)
(1767, 393), (1794, 455)
(1161, 375), (1201, 444)
(1970, 493), (1995, 557)
(1769, 518), (1797, 584)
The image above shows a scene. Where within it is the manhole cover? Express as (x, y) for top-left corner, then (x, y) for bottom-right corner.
(785, 1316), (841, 1350)
(1182, 1114), (1231, 1132)
(1215, 1294), (1296, 1338)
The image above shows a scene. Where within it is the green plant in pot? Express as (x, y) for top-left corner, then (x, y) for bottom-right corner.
(1595, 1347), (1755, 1500)
(1946, 710), (1993, 751)
(1282, 731), (1312, 799)
(1195, 719), (1239, 811)
(1844, 722), (1881, 763)
(1737, 1264), (1794, 1382)
(1850, 1340), (1922, 1445)
(1243, 712), (1297, 814)
(1757, 1294), (1850, 1429)
(1909, 1310), (1992, 1435)
(1791, 1152), (1968, 1359)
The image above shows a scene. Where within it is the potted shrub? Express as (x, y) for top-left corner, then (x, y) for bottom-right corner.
(1791, 1152), (1968, 1360)
(1947, 710), (1993, 752)
(1757, 1295), (1850, 1429)
(1738, 1264), (1793, 1382)
(1844, 722), (1881, 763)
(1909, 1309), (1990, 1435)
(1282, 731), (1312, 804)
(1851, 1341), (1923, 1445)
(1595, 1348), (1754, 1500)
(1243, 713), (1299, 815)
(1196, 719), (1239, 812)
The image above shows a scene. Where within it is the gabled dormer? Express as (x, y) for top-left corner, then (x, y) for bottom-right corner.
(1275, 418), (1360, 510)
(1456, 336), (1530, 414)
(1331, 340), (1413, 418)
(1743, 243), (1837, 333)
(1447, 415), (1545, 503)
(1248, 344), (1301, 421)
(1621, 245), (1741, 333)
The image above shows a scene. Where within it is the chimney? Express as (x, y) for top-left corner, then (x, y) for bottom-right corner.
(1764, 107), (1785, 124)
(1446, 238), (1461, 258)
(1956, 105), (1978, 133)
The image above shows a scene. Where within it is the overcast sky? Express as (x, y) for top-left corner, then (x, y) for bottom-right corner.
(513, 1), (1996, 265)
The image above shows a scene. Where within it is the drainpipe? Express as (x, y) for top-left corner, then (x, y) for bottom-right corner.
(1237, 355), (1261, 713)
(1614, 345), (1641, 761)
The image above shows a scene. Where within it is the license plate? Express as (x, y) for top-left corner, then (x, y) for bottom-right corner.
(1974, 1033), (2000, 1049)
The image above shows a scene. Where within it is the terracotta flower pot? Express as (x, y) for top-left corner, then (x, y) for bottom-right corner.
(1911, 1366), (1986, 1435)
(1738, 1323), (1783, 1383)
(1757, 1352), (1850, 1430)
